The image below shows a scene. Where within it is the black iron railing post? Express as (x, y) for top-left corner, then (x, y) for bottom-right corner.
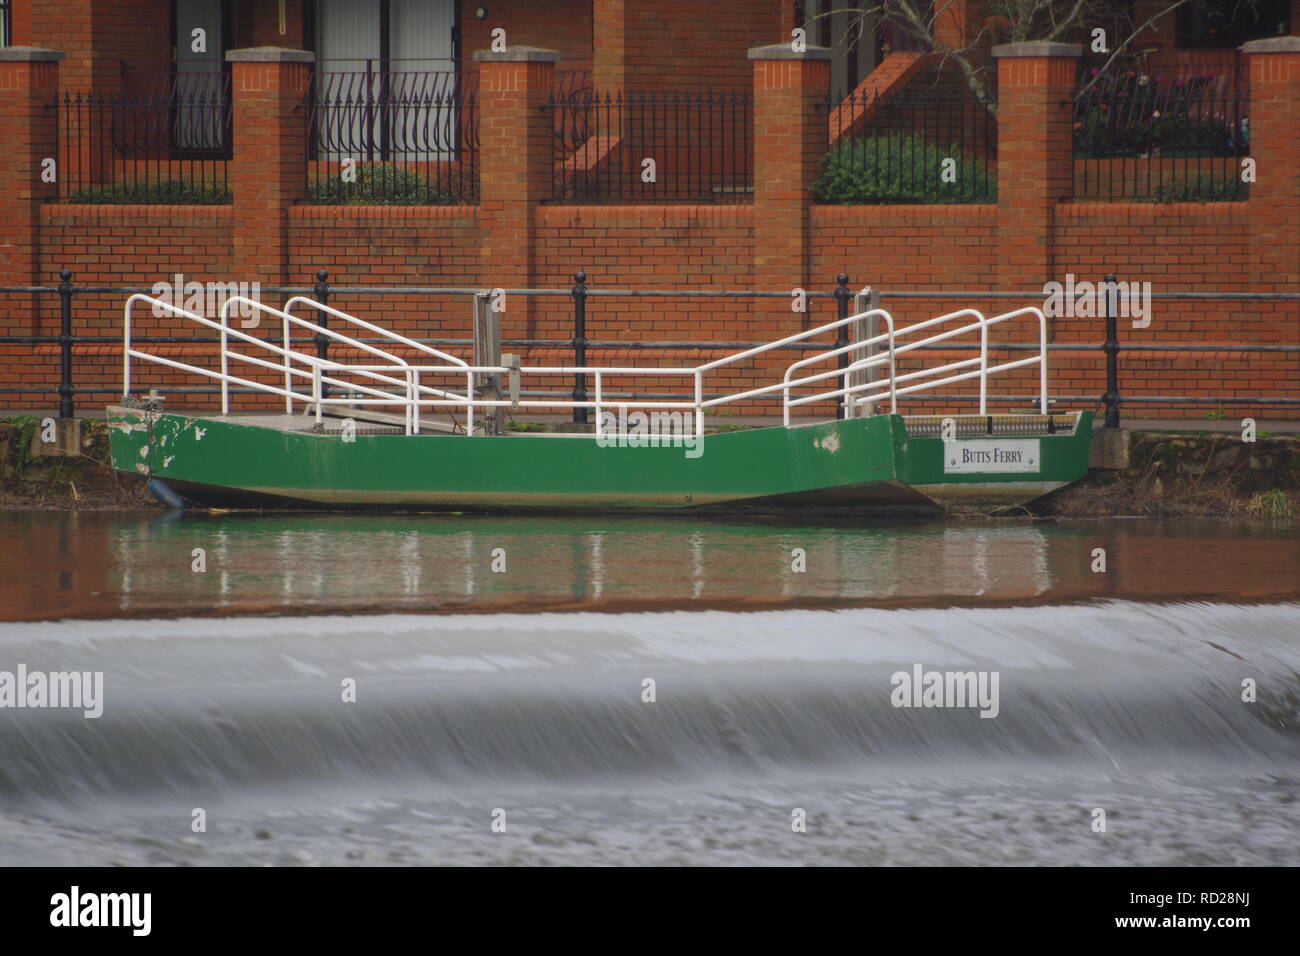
(1102, 272), (1120, 428)
(313, 269), (330, 399)
(834, 273), (851, 420)
(572, 271), (588, 424)
(57, 269), (74, 419)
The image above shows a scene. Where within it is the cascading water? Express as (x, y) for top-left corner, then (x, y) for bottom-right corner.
(1, 601), (1296, 865)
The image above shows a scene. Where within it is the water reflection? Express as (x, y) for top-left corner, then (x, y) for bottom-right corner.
(0, 511), (1296, 621)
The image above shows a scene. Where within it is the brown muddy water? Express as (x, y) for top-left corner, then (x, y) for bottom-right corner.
(0, 512), (1297, 865)
(2, 512), (1298, 619)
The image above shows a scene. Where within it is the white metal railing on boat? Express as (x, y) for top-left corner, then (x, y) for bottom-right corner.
(785, 306), (1050, 424)
(121, 293), (1051, 436)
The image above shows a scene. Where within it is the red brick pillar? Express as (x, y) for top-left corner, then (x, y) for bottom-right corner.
(475, 46), (560, 334)
(0, 47), (63, 320)
(226, 47), (313, 289)
(992, 42), (1080, 288)
(749, 44), (831, 296)
(1243, 37), (1300, 292)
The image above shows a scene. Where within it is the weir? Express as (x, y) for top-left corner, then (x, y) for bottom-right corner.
(1, 602), (1296, 806)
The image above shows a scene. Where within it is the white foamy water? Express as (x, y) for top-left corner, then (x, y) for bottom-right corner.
(1, 602), (1297, 865)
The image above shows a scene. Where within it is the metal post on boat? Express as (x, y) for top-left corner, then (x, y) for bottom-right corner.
(313, 269), (331, 400)
(473, 291), (504, 435)
(852, 286), (881, 416)
(57, 269), (74, 419)
(1101, 272), (1120, 428)
(572, 271), (589, 425)
(834, 273), (851, 420)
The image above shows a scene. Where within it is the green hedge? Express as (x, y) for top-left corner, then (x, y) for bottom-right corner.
(1148, 175), (1249, 203)
(813, 135), (995, 204)
(68, 181), (232, 204)
(307, 162), (457, 205)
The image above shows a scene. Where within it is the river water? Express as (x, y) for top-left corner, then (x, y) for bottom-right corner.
(0, 512), (1297, 866)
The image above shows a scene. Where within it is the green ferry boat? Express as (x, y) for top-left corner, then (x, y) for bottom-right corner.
(107, 294), (1093, 514)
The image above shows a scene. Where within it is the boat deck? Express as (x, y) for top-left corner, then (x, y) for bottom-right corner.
(195, 410), (1084, 440)
(197, 412), (406, 436)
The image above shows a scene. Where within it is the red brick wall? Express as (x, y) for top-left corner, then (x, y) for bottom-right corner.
(246, 0), (308, 48)
(813, 204), (999, 289)
(11, 203), (488, 411)
(816, 202), (1030, 414)
(0, 204), (236, 405)
(10, 198), (1297, 418)
(594, 0), (782, 92)
(288, 203), (482, 338)
(0, 52), (62, 343)
(462, 0), (593, 70)
(93, 0), (171, 88)
(533, 204), (764, 402)
(22, 2), (94, 89)
(1053, 202), (1298, 414)
(23, 0), (170, 93)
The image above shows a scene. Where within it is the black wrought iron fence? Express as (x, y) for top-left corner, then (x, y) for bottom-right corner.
(1073, 56), (1250, 201)
(56, 68), (232, 204)
(3, 272), (1296, 425)
(305, 62), (479, 204)
(552, 69), (594, 147)
(548, 90), (753, 203)
(818, 82), (996, 203)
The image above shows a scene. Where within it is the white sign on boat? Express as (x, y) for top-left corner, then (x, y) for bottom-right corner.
(944, 439), (1041, 474)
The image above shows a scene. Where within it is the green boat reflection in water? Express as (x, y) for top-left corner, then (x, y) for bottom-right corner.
(7, 511), (1296, 622)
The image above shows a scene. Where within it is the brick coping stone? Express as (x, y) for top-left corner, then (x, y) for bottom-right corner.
(1241, 37), (1300, 53)
(225, 47), (315, 63)
(0, 47), (65, 61)
(747, 44), (832, 60)
(992, 42), (1082, 58)
(473, 47), (561, 62)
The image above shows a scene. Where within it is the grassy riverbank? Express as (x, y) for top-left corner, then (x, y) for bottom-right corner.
(0, 417), (157, 510)
(2, 416), (1297, 517)
(1038, 430), (1299, 518)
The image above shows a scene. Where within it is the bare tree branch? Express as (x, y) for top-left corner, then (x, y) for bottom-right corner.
(804, 0), (1255, 114)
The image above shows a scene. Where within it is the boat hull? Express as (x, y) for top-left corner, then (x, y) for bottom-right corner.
(106, 407), (1093, 513)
